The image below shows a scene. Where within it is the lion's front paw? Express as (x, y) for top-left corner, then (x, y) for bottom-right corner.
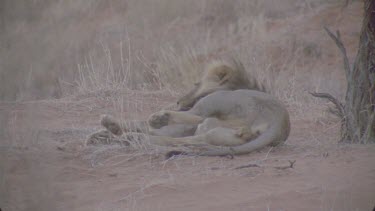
(148, 111), (170, 129)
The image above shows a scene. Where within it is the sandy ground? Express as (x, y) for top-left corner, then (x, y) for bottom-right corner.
(1, 91), (374, 211)
(1, 1), (374, 211)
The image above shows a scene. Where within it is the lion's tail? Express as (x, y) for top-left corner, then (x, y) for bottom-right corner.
(203, 124), (285, 156)
(169, 113), (290, 157)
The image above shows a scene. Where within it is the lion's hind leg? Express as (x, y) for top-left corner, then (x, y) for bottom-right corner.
(148, 110), (204, 129)
(149, 127), (247, 147)
(204, 127), (248, 146)
(149, 124), (197, 137)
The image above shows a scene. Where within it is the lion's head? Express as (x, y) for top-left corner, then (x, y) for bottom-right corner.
(176, 60), (264, 111)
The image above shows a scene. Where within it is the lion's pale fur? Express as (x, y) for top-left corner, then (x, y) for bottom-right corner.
(87, 59), (290, 157)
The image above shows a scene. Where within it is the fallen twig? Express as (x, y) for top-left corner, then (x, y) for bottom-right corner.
(234, 163), (261, 170)
(234, 147), (273, 170)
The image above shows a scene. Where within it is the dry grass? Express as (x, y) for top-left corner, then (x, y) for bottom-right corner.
(1, 0), (350, 100)
(58, 0), (355, 158)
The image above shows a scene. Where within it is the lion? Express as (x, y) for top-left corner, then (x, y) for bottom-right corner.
(87, 59), (290, 157)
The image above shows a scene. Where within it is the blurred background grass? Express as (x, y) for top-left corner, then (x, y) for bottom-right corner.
(0, 0), (359, 102)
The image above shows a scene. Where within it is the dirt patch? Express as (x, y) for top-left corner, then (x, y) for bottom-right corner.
(1, 91), (374, 211)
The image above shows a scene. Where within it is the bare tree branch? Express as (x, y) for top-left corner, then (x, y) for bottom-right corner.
(324, 27), (351, 80)
(328, 106), (343, 117)
(310, 92), (345, 118)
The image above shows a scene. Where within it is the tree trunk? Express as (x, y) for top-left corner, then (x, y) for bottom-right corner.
(312, 1), (375, 143)
(343, 0), (375, 143)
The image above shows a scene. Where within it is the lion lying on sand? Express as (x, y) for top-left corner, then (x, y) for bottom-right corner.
(87, 60), (290, 157)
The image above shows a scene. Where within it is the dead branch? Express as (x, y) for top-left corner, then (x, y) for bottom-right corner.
(324, 27), (351, 80)
(309, 92), (345, 118)
(234, 163), (261, 170)
(328, 106), (343, 117)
